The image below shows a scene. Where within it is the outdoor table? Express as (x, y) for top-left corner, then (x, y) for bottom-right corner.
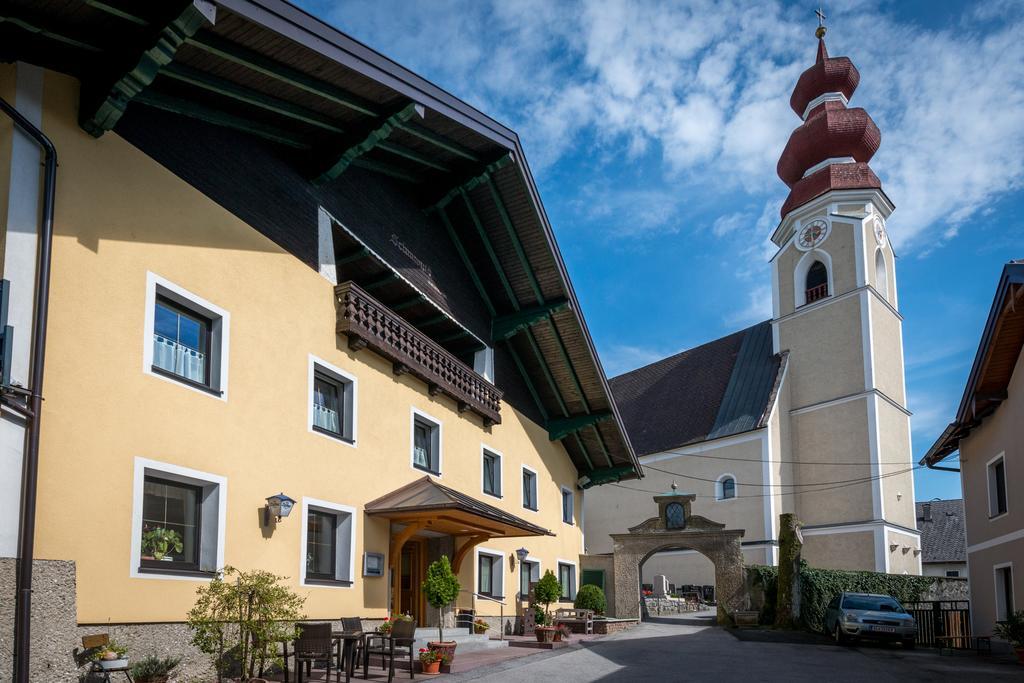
(281, 630), (364, 683)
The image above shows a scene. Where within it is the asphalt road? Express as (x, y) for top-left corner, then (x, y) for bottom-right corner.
(449, 610), (1023, 682)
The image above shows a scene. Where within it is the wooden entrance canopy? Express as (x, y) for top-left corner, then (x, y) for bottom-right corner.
(366, 476), (552, 610)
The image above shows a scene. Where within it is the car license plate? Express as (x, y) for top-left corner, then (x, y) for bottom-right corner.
(872, 626), (896, 633)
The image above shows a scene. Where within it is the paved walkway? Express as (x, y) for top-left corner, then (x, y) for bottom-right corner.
(447, 611), (1023, 682)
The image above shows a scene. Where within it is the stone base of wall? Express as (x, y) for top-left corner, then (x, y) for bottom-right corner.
(593, 618), (637, 635)
(0, 558), (79, 683)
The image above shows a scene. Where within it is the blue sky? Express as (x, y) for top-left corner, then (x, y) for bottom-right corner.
(294, 0), (1024, 503)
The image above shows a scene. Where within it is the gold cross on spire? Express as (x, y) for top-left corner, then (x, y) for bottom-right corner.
(815, 6), (827, 39)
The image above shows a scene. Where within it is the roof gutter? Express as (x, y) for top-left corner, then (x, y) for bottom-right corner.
(0, 95), (57, 683)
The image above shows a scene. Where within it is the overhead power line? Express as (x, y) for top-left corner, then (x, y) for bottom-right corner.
(642, 462), (922, 488)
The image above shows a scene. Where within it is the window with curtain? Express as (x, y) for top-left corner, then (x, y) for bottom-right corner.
(520, 560), (539, 597)
(522, 469), (537, 511)
(306, 509), (337, 581)
(558, 562), (576, 600)
(312, 372), (343, 435)
(413, 417), (439, 474)
(561, 487), (573, 524)
(141, 476), (201, 570)
(478, 553), (501, 597)
(153, 297), (210, 386)
(483, 450), (501, 497)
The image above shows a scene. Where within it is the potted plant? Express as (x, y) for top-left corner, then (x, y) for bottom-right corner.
(994, 610), (1024, 663)
(187, 566), (305, 682)
(533, 570), (562, 643)
(472, 618), (489, 635)
(130, 655), (182, 683)
(417, 647), (446, 676)
(141, 527), (183, 561)
(421, 556), (461, 667)
(555, 623), (573, 642)
(376, 613), (412, 636)
(90, 641), (128, 671)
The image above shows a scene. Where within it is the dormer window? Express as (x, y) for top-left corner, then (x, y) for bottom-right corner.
(805, 261), (829, 303)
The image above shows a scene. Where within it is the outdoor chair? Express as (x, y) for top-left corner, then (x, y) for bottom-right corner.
(364, 617), (416, 682)
(292, 622), (333, 683)
(340, 617), (365, 673)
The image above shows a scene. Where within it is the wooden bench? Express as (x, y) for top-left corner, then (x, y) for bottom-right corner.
(553, 608), (594, 634)
(936, 634), (992, 656)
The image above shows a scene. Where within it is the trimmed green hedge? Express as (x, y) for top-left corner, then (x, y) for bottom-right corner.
(746, 563), (933, 633)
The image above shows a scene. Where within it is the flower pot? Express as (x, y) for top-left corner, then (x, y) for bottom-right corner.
(98, 658), (129, 670)
(428, 641), (456, 673)
(535, 627), (556, 643)
(553, 630), (563, 642)
(421, 660), (441, 675)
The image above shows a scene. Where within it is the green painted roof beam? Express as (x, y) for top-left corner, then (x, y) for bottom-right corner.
(391, 295), (426, 312)
(433, 154), (513, 211)
(377, 140), (450, 172)
(491, 300), (568, 343)
(186, 32), (379, 117)
(315, 102), (424, 185)
(436, 329), (472, 343)
(0, 15), (103, 51)
(336, 247), (370, 265)
(414, 314), (448, 327)
(459, 186), (518, 306)
(397, 121), (478, 162)
(161, 62), (345, 134)
(349, 157), (422, 184)
(84, 1), (149, 25)
(437, 207), (496, 317)
(80, 2), (214, 137)
(134, 91), (308, 149)
(579, 465), (635, 489)
(547, 412), (612, 442)
(363, 272), (400, 290)
(485, 175), (545, 305)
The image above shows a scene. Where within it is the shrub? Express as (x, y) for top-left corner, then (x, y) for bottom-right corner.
(534, 570), (562, 622)
(799, 564), (932, 633)
(187, 566), (305, 681)
(574, 584), (606, 615)
(421, 556), (460, 643)
(747, 565), (778, 625)
(130, 655), (182, 683)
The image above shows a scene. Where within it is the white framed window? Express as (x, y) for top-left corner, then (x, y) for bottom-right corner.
(716, 474), (736, 501)
(143, 272), (230, 400)
(411, 408), (442, 476)
(308, 355), (357, 445)
(481, 445), (502, 498)
(475, 547), (504, 599)
(519, 557), (541, 598)
(561, 486), (574, 525)
(521, 465), (538, 512)
(130, 457), (226, 580)
(988, 453), (1008, 519)
(300, 497), (356, 588)
(557, 559), (577, 601)
(994, 562), (1014, 622)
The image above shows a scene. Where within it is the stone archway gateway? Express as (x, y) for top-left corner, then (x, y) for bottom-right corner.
(609, 485), (748, 624)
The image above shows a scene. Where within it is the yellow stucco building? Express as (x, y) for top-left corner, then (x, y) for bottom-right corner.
(0, 2), (640, 679)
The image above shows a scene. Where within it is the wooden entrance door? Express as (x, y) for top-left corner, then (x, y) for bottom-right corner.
(399, 541), (424, 625)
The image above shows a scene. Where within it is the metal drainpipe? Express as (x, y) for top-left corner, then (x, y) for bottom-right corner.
(0, 94), (57, 683)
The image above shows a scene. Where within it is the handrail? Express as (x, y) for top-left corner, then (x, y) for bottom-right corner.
(458, 589), (506, 641)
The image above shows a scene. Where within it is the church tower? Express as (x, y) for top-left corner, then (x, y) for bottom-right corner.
(770, 22), (921, 573)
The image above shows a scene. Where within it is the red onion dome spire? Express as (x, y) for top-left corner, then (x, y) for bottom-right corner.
(776, 18), (883, 219)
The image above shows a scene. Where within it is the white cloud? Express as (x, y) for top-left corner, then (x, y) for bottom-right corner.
(711, 212), (750, 237)
(724, 284), (773, 327)
(314, 0), (1024, 254)
(599, 342), (683, 377)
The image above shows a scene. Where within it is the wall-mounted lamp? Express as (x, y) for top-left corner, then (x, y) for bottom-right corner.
(513, 547), (529, 569)
(265, 492), (296, 525)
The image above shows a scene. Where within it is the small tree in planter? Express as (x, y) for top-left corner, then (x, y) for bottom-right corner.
(421, 556), (461, 662)
(187, 566), (305, 682)
(533, 570), (562, 642)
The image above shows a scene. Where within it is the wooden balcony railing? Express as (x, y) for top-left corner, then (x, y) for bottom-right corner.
(805, 283), (829, 304)
(335, 281), (502, 426)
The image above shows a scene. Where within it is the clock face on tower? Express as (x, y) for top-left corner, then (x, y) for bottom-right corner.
(797, 219), (829, 250)
(873, 216), (887, 246)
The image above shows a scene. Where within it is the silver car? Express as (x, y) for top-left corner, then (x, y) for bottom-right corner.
(824, 592), (918, 648)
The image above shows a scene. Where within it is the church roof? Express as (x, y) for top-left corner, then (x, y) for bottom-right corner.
(915, 499), (966, 564)
(609, 321), (784, 457)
